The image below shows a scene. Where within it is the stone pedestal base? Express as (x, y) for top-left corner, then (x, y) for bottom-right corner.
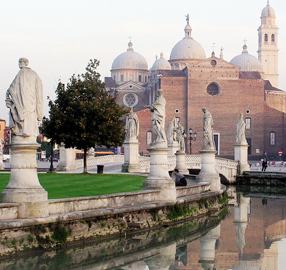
(168, 142), (179, 156)
(234, 144), (250, 174)
(144, 146), (176, 203)
(197, 150), (220, 191)
(2, 142), (48, 218)
(57, 147), (76, 171)
(122, 141), (140, 173)
(175, 150), (189, 174)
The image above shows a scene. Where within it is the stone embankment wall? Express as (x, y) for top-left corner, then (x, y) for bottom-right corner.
(0, 185), (226, 257)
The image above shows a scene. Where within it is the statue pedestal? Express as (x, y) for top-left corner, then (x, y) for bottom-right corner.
(0, 155), (3, 170)
(175, 150), (188, 174)
(122, 140), (140, 173)
(144, 146), (176, 203)
(168, 142), (179, 156)
(57, 146), (76, 171)
(2, 142), (48, 218)
(197, 150), (220, 191)
(234, 144), (250, 174)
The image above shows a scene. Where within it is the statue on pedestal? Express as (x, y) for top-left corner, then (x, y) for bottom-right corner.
(0, 139), (3, 156)
(236, 113), (247, 145)
(167, 117), (177, 145)
(146, 90), (167, 146)
(6, 58), (43, 142)
(125, 108), (139, 141)
(202, 108), (215, 151)
(175, 123), (186, 152)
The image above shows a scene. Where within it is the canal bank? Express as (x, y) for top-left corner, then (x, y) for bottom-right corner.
(0, 183), (227, 257)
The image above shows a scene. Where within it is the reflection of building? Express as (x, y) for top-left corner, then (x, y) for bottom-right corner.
(174, 196), (285, 270)
(105, 2), (286, 158)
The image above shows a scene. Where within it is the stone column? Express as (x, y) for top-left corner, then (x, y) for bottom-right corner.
(122, 140), (140, 173)
(145, 146), (176, 202)
(175, 150), (188, 174)
(234, 144), (250, 174)
(199, 225), (220, 269)
(198, 150), (220, 191)
(2, 138), (48, 218)
(57, 145), (76, 171)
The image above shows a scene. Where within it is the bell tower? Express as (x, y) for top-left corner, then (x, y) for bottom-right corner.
(258, 1), (279, 87)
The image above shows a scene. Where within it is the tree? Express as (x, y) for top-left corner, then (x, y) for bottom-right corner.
(43, 59), (127, 173)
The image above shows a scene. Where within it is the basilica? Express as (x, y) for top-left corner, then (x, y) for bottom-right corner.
(105, 1), (286, 158)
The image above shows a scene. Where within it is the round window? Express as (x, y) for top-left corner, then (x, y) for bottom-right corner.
(123, 93), (138, 108)
(207, 83), (220, 96)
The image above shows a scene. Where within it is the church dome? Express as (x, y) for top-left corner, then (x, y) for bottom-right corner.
(261, 1), (276, 18)
(170, 17), (206, 61)
(151, 53), (171, 71)
(111, 41), (148, 71)
(230, 44), (262, 72)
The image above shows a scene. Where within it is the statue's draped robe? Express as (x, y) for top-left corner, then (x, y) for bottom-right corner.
(7, 67), (43, 137)
(125, 112), (139, 140)
(236, 117), (247, 145)
(151, 95), (166, 143)
(203, 111), (215, 150)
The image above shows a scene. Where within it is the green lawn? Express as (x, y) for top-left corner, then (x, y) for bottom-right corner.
(0, 173), (145, 199)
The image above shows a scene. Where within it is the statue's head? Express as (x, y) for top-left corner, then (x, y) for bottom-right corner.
(157, 89), (163, 97)
(202, 108), (206, 113)
(18, 58), (29, 69)
(240, 113), (244, 118)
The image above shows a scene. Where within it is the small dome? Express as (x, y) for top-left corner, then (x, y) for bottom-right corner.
(261, 1), (276, 18)
(151, 53), (171, 71)
(230, 44), (262, 72)
(170, 17), (206, 61)
(111, 41), (148, 70)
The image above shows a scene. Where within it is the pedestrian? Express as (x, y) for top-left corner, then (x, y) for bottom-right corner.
(171, 169), (187, 186)
(262, 158), (268, 172)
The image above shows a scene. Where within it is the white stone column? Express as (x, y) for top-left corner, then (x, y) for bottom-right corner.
(197, 150), (220, 191)
(199, 225), (220, 269)
(145, 146), (176, 202)
(122, 140), (140, 173)
(2, 139), (48, 218)
(57, 145), (76, 171)
(175, 150), (188, 174)
(234, 144), (250, 174)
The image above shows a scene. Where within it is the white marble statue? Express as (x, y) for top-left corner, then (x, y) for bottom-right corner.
(175, 122), (186, 152)
(236, 113), (248, 145)
(0, 139), (3, 156)
(146, 90), (167, 145)
(202, 108), (215, 150)
(5, 58), (43, 140)
(125, 107), (139, 141)
(167, 117), (177, 145)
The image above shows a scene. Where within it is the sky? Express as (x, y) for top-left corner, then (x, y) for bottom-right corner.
(0, 0), (285, 121)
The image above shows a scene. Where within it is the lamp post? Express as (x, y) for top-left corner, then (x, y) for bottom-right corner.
(189, 128), (197, 154)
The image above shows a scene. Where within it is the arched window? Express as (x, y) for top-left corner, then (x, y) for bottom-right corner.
(207, 82), (220, 96)
(264, 34), (268, 42)
(138, 75), (142, 82)
(120, 74), (124, 82)
(270, 131), (276, 146)
(271, 34), (275, 42)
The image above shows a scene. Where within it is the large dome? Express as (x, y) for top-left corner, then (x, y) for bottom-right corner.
(261, 2), (276, 18)
(230, 44), (262, 72)
(111, 42), (148, 70)
(151, 53), (171, 71)
(170, 21), (206, 61)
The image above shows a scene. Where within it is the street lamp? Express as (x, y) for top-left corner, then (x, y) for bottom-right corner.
(189, 128), (197, 154)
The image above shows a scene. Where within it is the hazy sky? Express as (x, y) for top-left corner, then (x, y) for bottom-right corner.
(0, 0), (285, 121)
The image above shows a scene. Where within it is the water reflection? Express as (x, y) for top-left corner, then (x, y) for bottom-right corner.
(1, 188), (286, 270)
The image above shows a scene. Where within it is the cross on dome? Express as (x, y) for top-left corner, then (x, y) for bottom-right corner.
(184, 14), (192, 38)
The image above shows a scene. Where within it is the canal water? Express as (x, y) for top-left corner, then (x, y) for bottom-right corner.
(1, 187), (286, 270)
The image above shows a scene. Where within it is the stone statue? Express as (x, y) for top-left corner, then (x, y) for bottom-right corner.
(167, 117), (177, 145)
(5, 58), (43, 141)
(175, 123), (186, 152)
(146, 90), (167, 145)
(0, 139), (3, 156)
(236, 113), (247, 145)
(202, 108), (215, 150)
(125, 107), (139, 141)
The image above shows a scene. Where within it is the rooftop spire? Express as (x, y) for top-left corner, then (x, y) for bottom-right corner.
(220, 47), (224, 59)
(267, 0), (270, 6)
(184, 14), (192, 38)
(127, 39), (134, 52)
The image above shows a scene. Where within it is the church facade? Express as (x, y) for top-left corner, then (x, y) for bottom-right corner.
(105, 2), (286, 159)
